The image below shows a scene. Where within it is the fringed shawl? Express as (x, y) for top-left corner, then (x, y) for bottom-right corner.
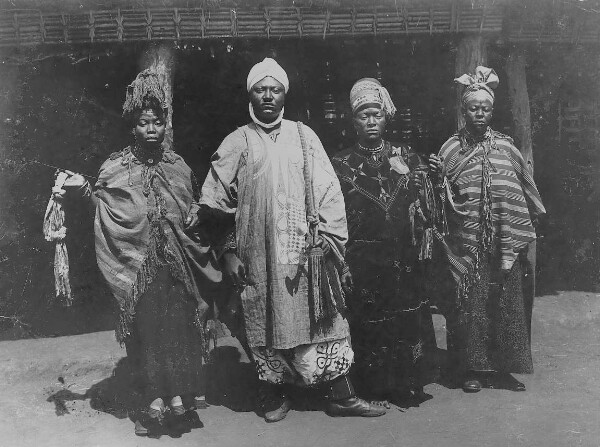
(94, 147), (221, 344)
(437, 128), (546, 301)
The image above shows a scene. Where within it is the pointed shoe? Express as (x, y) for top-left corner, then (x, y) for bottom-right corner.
(326, 397), (387, 417)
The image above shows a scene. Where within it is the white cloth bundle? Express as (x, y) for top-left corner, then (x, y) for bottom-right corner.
(43, 171), (72, 305)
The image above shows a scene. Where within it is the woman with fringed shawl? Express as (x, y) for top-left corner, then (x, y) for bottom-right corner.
(332, 78), (436, 406)
(429, 67), (546, 393)
(61, 70), (221, 435)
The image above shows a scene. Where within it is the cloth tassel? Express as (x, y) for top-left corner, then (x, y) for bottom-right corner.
(308, 246), (337, 322)
(299, 120), (341, 323)
(43, 171), (73, 306)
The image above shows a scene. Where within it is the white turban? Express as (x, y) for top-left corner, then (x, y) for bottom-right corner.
(246, 57), (289, 93)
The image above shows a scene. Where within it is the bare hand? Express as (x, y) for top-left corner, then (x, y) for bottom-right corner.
(428, 154), (445, 179)
(52, 171), (88, 200)
(340, 269), (353, 294)
(314, 235), (332, 256)
(223, 252), (247, 287)
(185, 208), (199, 230)
(409, 167), (425, 190)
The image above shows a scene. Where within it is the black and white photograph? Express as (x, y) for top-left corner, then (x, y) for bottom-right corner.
(0, 0), (599, 446)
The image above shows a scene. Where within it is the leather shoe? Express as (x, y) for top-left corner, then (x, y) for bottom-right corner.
(462, 379), (482, 393)
(264, 396), (292, 423)
(496, 373), (526, 392)
(512, 380), (526, 392)
(326, 397), (387, 417)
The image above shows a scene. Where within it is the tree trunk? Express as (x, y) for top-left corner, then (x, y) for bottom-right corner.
(506, 45), (536, 340)
(506, 47), (534, 172)
(454, 35), (488, 130)
(140, 43), (175, 150)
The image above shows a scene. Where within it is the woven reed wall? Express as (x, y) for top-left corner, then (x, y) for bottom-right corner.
(0, 2), (505, 47)
(507, 17), (600, 44)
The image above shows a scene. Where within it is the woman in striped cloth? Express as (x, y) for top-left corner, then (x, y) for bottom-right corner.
(428, 66), (545, 393)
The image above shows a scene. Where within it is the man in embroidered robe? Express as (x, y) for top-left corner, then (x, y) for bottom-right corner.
(199, 58), (385, 422)
(429, 66), (546, 393)
(332, 78), (436, 406)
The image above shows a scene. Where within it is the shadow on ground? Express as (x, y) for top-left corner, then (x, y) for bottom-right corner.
(45, 343), (259, 437)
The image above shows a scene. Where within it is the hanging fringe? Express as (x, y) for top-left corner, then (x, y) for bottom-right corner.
(298, 121), (338, 323)
(43, 171), (73, 306)
(115, 233), (161, 343)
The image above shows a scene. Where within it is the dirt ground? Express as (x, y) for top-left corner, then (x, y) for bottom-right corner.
(0, 291), (599, 447)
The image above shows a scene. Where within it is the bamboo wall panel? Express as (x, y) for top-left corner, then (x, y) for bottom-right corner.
(0, 3), (505, 46)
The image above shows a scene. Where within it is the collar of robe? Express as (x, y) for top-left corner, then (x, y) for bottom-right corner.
(249, 103), (285, 130)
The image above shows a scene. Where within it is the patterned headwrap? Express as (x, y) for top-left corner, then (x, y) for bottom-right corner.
(455, 66), (499, 105)
(246, 57), (290, 93)
(349, 77), (396, 118)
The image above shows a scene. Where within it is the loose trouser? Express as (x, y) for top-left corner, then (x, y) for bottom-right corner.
(251, 337), (354, 387)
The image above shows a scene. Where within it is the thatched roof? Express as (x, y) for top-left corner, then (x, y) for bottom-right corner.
(1, 0), (599, 46)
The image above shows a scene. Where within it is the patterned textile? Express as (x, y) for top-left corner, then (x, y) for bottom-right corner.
(437, 128), (546, 299)
(251, 337), (353, 386)
(94, 146), (221, 343)
(349, 77), (396, 117)
(447, 254), (533, 374)
(332, 142), (435, 394)
(199, 119), (349, 349)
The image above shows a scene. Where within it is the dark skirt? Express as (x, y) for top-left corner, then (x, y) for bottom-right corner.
(349, 260), (434, 396)
(448, 254), (533, 374)
(130, 268), (205, 405)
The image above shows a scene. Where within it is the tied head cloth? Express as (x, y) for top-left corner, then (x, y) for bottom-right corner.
(247, 57), (289, 129)
(455, 66), (499, 106)
(350, 77), (396, 118)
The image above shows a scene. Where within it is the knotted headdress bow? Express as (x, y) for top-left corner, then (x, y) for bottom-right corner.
(455, 66), (499, 105)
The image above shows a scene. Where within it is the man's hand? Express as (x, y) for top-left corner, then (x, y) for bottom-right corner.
(340, 268), (353, 295)
(223, 252), (247, 287)
(185, 207), (199, 230)
(409, 167), (426, 191)
(314, 235), (332, 256)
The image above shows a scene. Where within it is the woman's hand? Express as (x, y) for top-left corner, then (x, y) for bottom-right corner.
(428, 154), (445, 180)
(52, 172), (89, 200)
(63, 173), (88, 188)
(223, 251), (247, 287)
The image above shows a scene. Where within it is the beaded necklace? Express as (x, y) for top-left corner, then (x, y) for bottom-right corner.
(357, 140), (385, 166)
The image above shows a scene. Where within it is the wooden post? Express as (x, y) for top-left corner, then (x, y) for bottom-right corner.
(140, 43), (175, 150)
(506, 45), (536, 340)
(454, 35), (488, 130)
(506, 46), (534, 171)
